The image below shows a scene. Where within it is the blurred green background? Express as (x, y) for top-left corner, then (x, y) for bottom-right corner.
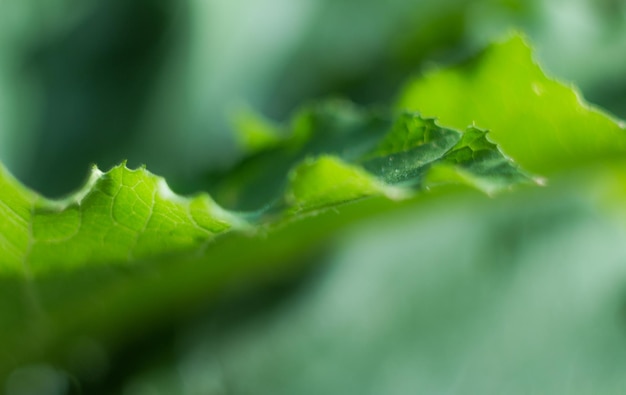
(2, 0), (626, 394)
(2, 0), (625, 198)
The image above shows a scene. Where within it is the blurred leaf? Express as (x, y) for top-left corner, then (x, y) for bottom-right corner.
(211, 102), (531, 211)
(133, 177), (626, 395)
(233, 106), (285, 154)
(0, 101), (529, 275)
(397, 34), (626, 174)
(0, 0), (179, 197)
(0, 99), (530, 384)
(2, 31), (626, 395)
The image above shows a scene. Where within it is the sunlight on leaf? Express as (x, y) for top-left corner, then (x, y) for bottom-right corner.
(398, 34), (626, 174)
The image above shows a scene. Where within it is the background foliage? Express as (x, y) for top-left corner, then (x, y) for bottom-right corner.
(1, 0), (626, 394)
(3, 0), (626, 196)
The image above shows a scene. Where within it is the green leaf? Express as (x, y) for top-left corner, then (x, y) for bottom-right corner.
(425, 126), (542, 195)
(0, 164), (34, 273)
(0, 100), (529, 279)
(0, 97), (533, 381)
(285, 155), (406, 212)
(209, 100), (392, 211)
(210, 102), (533, 212)
(0, 163), (245, 275)
(397, 34), (626, 174)
(128, 180), (626, 395)
(2, 32), (626, 392)
(0, 102), (530, 277)
(233, 105), (286, 154)
(359, 114), (461, 186)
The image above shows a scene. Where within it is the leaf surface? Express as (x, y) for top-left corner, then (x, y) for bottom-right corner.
(215, 103), (532, 212)
(5, 36), (626, 392)
(0, 164), (244, 275)
(0, 98), (534, 379)
(397, 34), (626, 174)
